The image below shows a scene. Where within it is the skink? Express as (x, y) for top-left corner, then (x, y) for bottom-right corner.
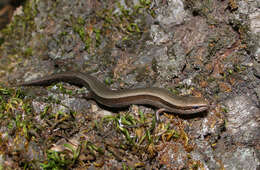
(18, 71), (208, 115)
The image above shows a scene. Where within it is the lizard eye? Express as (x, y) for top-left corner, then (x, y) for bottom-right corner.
(192, 106), (199, 109)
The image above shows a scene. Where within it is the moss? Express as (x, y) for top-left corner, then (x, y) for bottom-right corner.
(72, 16), (92, 51)
(1, 82), (199, 168)
(0, 0), (36, 57)
(23, 47), (33, 57)
(71, 0), (155, 53)
(94, 28), (101, 47)
(40, 150), (76, 169)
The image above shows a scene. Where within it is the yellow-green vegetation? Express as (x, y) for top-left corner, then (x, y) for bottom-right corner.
(48, 83), (74, 95)
(101, 110), (180, 150)
(0, 87), (31, 138)
(72, 0), (155, 53)
(0, 83), (195, 168)
(40, 143), (81, 170)
(0, 87), (32, 167)
(40, 150), (72, 169)
(0, 0), (37, 56)
(0, 86), (77, 169)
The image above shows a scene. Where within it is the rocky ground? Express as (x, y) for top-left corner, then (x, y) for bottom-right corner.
(0, 0), (259, 169)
